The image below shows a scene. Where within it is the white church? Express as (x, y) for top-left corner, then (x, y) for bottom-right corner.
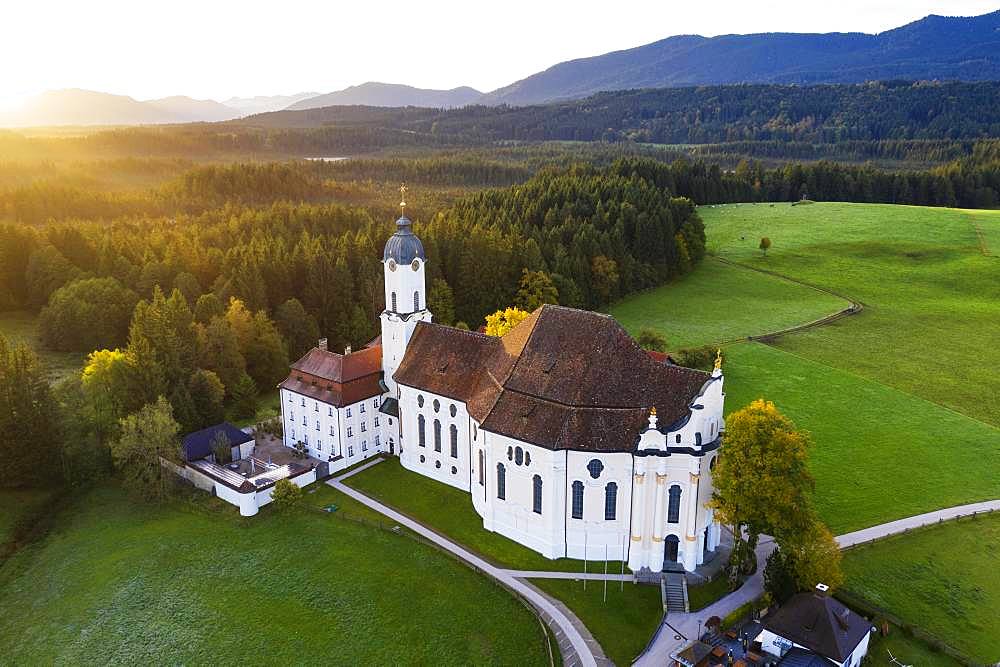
(279, 203), (725, 574)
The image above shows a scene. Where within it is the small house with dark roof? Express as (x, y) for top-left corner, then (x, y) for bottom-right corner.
(755, 584), (874, 667)
(276, 198), (728, 574)
(182, 422), (254, 463)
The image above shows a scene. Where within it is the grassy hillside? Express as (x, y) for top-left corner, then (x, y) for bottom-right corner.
(610, 257), (848, 348)
(611, 202), (999, 531)
(842, 513), (1000, 663)
(722, 343), (998, 532)
(700, 202), (1000, 426)
(0, 485), (550, 665)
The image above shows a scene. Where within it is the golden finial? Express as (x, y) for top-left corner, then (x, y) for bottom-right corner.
(650, 406), (657, 416)
(399, 183), (408, 216)
(714, 348), (723, 370)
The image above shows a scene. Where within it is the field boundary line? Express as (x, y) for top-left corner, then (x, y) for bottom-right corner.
(968, 216), (993, 257)
(703, 254), (864, 346)
(736, 340), (1000, 433)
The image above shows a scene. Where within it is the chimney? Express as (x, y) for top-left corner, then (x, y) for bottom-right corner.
(318, 338), (328, 351)
(814, 583), (830, 597)
(344, 345), (352, 355)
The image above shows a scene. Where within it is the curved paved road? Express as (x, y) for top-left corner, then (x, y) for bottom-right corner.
(633, 499), (1000, 666)
(329, 460), (600, 667)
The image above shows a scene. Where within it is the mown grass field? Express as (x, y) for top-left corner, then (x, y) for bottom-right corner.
(610, 257), (848, 348)
(529, 578), (662, 666)
(700, 202), (1000, 427)
(0, 484), (551, 665)
(0, 310), (85, 382)
(344, 458), (617, 573)
(610, 203), (999, 532)
(842, 512), (1000, 663)
(722, 343), (999, 533)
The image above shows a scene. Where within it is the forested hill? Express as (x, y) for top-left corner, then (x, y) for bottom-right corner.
(240, 81), (1000, 143)
(481, 11), (1000, 105)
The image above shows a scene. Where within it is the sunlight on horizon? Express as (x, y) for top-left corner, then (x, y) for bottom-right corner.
(1, 0), (997, 103)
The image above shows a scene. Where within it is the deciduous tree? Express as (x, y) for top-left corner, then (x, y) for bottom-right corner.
(109, 396), (180, 501)
(484, 307), (530, 337)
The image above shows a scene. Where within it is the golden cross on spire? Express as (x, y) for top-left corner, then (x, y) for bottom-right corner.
(714, 348), (723, 370)
(399, 183), (408, 215)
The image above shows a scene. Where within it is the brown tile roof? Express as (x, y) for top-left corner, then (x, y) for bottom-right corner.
(393, 304), (711, 452)
(282, 345), (383, 407)
(291, 344), (383, 383)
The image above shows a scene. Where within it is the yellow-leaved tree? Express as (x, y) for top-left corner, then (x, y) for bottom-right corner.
(711, 399), (830, 586)
(484, 307), (530, 337)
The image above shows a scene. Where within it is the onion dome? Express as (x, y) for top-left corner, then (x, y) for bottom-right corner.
(382, 215), (426, 264)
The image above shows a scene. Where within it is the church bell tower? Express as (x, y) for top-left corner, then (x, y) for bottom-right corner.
(380, 184), (432, 394)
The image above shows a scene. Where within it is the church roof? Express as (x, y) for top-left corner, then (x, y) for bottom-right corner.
(393, 304), (710, 452)
(382, 215), (426, 264)
(281, 345), (383, 407)
(763, 589), (871, 663)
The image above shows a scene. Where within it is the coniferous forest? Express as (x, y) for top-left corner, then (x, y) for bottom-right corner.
(2, 79), (1000, 491)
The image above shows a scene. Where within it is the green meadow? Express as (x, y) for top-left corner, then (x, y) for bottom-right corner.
(700, 202), (1000, 426)
(842, 512), (1000, 663)
(611, 203), (999, 532)
(0, 484), (550, 665)
(609, 257), (848, 348)
(0, 310), (86, 382)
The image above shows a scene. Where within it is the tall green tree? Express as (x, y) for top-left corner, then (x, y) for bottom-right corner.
(0, 335), (62, 488)
(274, 297), (320, 360)
(427, 278), (457, 326)
(39, 277), (138, 352)
(514, 269), (559, 311)
(110, 396), (180, 501)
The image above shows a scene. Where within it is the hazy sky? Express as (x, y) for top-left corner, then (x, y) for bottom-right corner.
(1, 0), (997, 107)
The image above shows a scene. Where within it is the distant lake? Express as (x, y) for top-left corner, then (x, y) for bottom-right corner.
(303, 156), (349, 162)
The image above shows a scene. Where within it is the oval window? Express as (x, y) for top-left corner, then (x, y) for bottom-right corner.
(587, 459), (604, 479)
(387, 259), (397, 272)
(433, 399), (440, 413)
(417, 395), (424, 408)
(515, 447), (524, 466)
(411, 258), (420, 271)
(450, 404), (457, 417)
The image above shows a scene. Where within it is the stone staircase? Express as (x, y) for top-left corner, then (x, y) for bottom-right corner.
(663, 572), (689, 614)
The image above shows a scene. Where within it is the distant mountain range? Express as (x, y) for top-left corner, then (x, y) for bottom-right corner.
(287, 83), (484, 111)
(482, 10), (1000, 105)
(3, 10), (1000, 127)
(223, 93), (320, 116)
(0, 89), (242, 127)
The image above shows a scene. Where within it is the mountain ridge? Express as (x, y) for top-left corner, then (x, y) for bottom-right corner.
(481, 10), (1000, 105)
(289, 82), (484, 110)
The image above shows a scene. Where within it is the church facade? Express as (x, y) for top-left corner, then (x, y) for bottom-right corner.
(279, 210), (725, 573)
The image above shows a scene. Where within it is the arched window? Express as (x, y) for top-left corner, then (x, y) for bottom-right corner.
(587, 459), (604, 479)
(668, 485), (682, 523)
(515, 447), (523, 466)
(418, 415), (426, 447)
(507, 446), (513, 461)
(571, 481), (584, 519)
(391, 292), (397, 312)
(524, 451), (531, 466)
(497, 463), (506, 500)
(450, 424), (458, 458)
(533, 475), (543, 514)
(605, 482), (618, 520)
(433, 419), (442, 452)
(414, 291), (420, 311)
(478, 450), (485, 486)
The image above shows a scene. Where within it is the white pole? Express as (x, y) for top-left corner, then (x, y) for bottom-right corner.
(603, 542), (609, 603)
(621, 535), (625, 592)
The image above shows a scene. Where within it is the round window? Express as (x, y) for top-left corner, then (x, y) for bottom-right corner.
(435, 460), (441, 469)
(411, 258), (420, 271)
(387, 259), (397, 272)
(587, 459), (604, 479)
(419, 455), (425, 463)
(451, 466), (457, 475)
